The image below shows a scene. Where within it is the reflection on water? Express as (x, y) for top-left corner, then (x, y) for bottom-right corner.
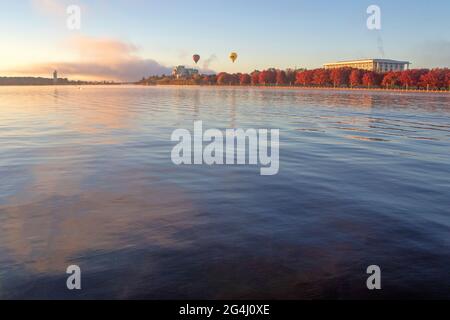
(0, 86), (449, 299)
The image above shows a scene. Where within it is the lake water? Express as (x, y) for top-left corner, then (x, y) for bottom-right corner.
(0, 85), (449, 299)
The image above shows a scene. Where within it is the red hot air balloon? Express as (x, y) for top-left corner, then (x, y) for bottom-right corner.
(193, 54), (200, 64)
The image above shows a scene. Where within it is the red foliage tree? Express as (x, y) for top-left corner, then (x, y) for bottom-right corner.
(312, 69), (331, 86)
(285, 69), (297, 85)
(296, 70), (313, 86)
(240, 73), (251, 85)
(446, 69), (450, 89)
(420, 69), (446, 89)
(399, 70), (413, 89)
(362, 72), (375, 87)
(258, 70), (267, 84)
(259, 71), (267, 85)
(217, 72), (235, 85)
(232, 73), (240, 84)
(259, 69), (276, 85)
(381, 72), (401, 88)
(330, 68), (351, 87)
(251, 71), (260, 85)
(349, 69), (362, 87)
(276, 70), (287, 85)
(398, 69), (428, 89)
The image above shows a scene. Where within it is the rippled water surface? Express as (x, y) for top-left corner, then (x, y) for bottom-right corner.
(0, 86), (449, 299)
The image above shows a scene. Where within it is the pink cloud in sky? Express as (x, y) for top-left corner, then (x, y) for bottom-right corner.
(11, 35), (175, 81)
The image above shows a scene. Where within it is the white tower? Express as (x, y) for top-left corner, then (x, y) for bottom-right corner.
(53, 70), (58, 85)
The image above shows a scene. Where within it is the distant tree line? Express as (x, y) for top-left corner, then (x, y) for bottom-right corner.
(0, 77), (69, 86)
(0, 77), (119, 86)
(139, 68), (450, 91)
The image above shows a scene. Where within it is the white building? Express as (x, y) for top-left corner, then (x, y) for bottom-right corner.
(53, 70), (58, 84)
(324, 59), (411, 73)
(172, 66), (199, 79)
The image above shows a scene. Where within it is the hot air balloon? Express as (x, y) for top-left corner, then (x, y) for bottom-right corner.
(193, 54), (200, 64)
(229, 52), (238, 63)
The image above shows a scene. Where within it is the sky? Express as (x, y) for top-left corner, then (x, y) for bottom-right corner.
(0, 0), (449, 81)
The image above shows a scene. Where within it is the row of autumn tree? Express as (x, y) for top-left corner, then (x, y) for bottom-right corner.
(199, 67), (450, 90)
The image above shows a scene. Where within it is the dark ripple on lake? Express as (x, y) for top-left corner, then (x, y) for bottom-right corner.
(0, 86), (449, 299)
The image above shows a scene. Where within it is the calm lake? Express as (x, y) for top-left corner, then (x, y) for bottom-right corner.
(0, 85), (449, 299)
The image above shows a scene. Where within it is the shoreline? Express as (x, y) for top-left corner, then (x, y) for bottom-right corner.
(141, 84), (450, 94)
(0, 84), (122, 87)
(2, 83), (449, 94)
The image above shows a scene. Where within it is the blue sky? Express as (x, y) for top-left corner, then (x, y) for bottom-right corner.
(0, 0), (449, 80)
